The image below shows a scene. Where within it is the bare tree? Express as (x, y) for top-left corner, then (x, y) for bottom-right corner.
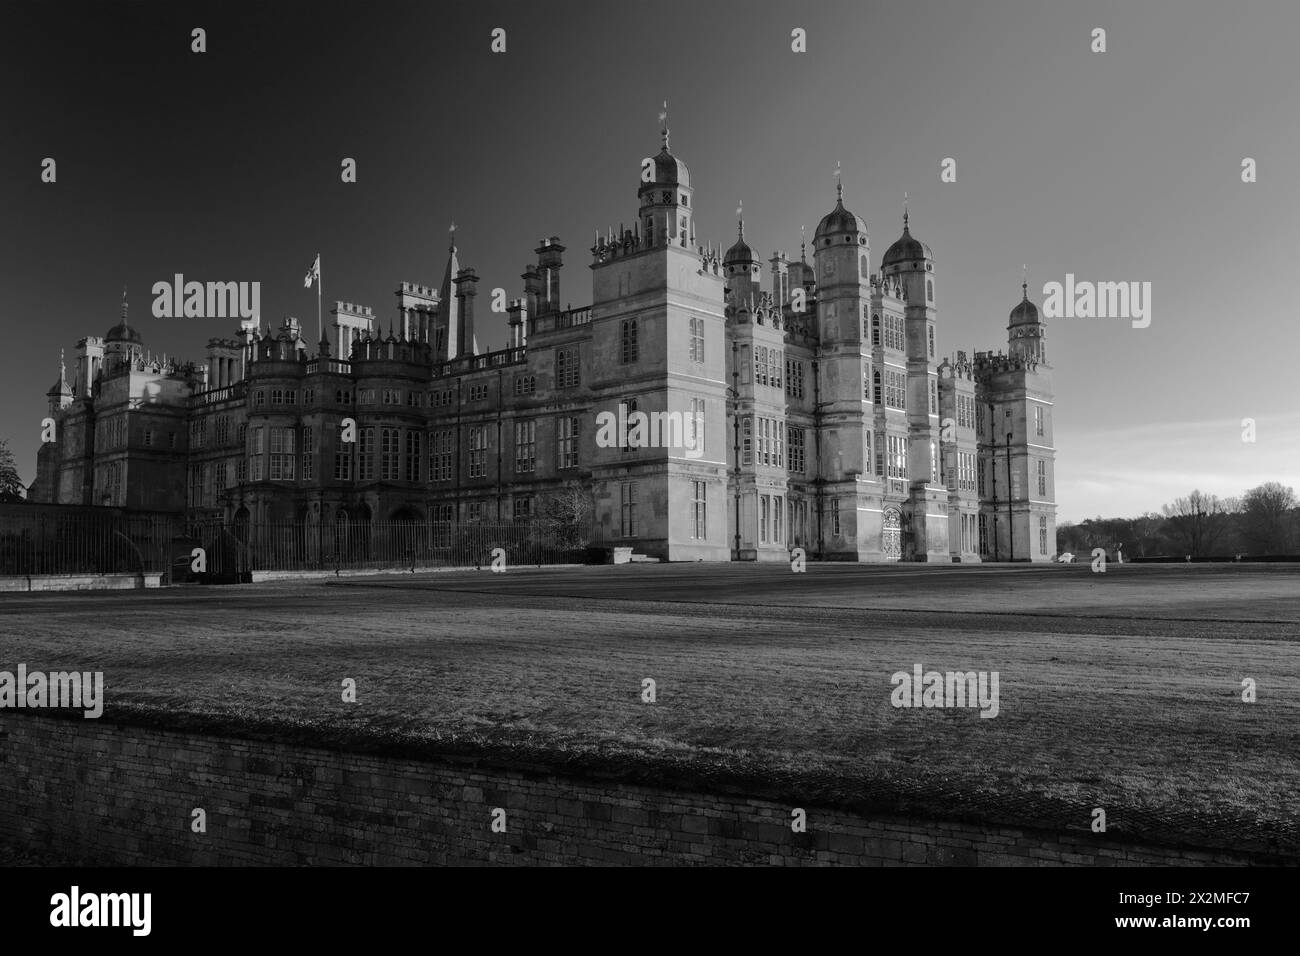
(1161, 490), (1237, 557)
(1240, 482), (1297, 555)
(539, 479), (594, 550)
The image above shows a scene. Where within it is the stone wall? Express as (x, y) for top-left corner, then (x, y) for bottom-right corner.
(0, 713), (1284, 866)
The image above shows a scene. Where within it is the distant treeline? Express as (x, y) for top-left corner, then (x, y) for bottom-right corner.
(1058, 483), (1298, 559)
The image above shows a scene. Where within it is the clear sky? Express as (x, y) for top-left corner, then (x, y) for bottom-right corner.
(2, 0), (1296, 522)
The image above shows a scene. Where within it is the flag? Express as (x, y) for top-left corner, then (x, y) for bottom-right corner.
(304, 254), (320, 289)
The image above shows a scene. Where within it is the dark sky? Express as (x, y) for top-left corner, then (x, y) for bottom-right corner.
(3, 0), (1298, 519)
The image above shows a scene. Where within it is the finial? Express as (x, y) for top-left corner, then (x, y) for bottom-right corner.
(903, 192), (909, 230)
(1022, 263), (1028, 299)
(835, 161), (843, 202)
(449, 220), (457, 252)
(120, 285), (128, 322)
(659, 100), (669, 149)
(736, 201), (744, 239)
(800, 224), (806, 262)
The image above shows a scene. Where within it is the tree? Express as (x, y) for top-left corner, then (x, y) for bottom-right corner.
(538, 479), (594, 550)
(1240, 482), (1297, 555)
(0, 439), (25, 502)
(1161, 490), (1237, 557)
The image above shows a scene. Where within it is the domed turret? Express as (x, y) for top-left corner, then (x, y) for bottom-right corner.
(881, 210), (932, 269)
(649, 146), (690, 189)
(636, 105), (694, 249)
(106, 288), (143, 344)
(814, 180), (867, 241)
(724, 219), (754, 267)
(1009, 281), (1040, 326)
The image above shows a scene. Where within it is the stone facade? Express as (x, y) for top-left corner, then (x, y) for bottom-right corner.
(29, 126), (1057, 562)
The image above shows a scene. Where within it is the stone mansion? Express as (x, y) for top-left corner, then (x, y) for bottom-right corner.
(29, 127), (1058, 562)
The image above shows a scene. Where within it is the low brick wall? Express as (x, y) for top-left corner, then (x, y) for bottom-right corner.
(0, 713), (1284, 866)
(0, 573), (162, 592)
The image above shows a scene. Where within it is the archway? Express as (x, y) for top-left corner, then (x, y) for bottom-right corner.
(882, 508), (902, 561)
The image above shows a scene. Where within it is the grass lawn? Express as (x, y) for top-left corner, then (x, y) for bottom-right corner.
(3, 562), (1297, 854)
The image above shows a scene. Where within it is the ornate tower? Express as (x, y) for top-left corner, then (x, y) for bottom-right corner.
(811, 174), (878, 557)
(1008, 279), (1047, 363)
(637, 116), (694, 249)
(881, 208), (948, 561)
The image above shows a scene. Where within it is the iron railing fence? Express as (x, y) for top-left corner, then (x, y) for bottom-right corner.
(0, 505), (601, 582)
(185, 518), (597, 578)
(0, 506), (174, 578)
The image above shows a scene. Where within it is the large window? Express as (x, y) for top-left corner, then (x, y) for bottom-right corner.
(788, 426), (805, 475)
(888, 434), (908, 479)
(979, 513), (989, 555)
(785, 359), (804, 398)
(405, 430), (421, 482)
(1037, 459), (1048, 497)
(742, 416), (753, 465)
(773, 496), (783, 544)
(358, 427), (376, 481)
(249, 426), (264, 480)
(883, 314), (904, 351)
(957, 395), (975, 429)
(689, 398), (705, 455)
(621, 319), (638, 363)
(269, 427), (296, 481)
(558, 416), (579, 469)
(556, 347), (580, 389)
(689, 317), (704, 363)
(884, 369), (906, 410)
(468, 426), (487, 478)
(692, 481), (706, 539)
(1035, 405), (1045, 437)
(381, 428), (400, 481)
(760, 495), (770, 544)
(515, 420), (536, 473)
(334, 424), (351, 480)
(430, 430), (453, 482)
(302, 426), (315, 482)
(1039, 516), (1048, 554)
(620, 482), (638, 537)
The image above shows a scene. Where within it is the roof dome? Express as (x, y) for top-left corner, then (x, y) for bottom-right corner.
(650, 146), (690, 188)
(1010, 284), (1040, 326)
(724, 221), (754, 265)
(881, 216), (932, 268)
(105, 319), (142, 344)
(814, 185), (866, 240)
(106, 289), (142, 344)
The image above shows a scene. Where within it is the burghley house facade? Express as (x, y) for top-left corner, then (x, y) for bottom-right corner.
(31, 126), (1057, 562)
